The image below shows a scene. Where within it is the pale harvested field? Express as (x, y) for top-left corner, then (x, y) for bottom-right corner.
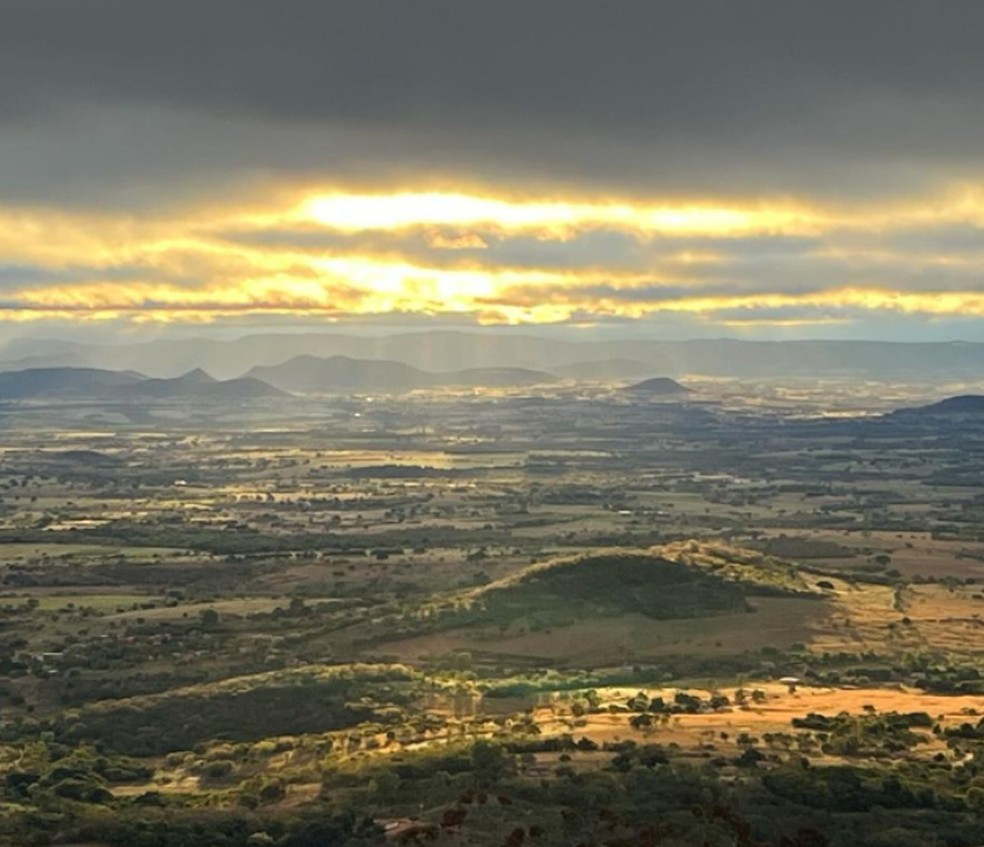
(759, 527), (984, 579)
(539, 682), (984, 755)
(106, 596), (341, 621)
(811, 580), (984, 657)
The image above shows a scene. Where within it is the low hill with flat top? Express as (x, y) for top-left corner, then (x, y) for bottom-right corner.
(900, 394), (984, 416)
(469, 552), (749, 625)
(621, 376), (691, 395)
(376, 544), (830, 665)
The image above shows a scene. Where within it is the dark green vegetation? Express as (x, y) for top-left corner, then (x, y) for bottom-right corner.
(464, 553), (750, 625)
(51, 665), (423, 756)
(1, 379), (984, 845)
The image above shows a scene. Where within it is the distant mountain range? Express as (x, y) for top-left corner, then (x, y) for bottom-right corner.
(245, 356), (556, 392)
(0, 368), (285, 401)
(4, 332), (984, 380)
(0, 358), (684, 400)
(2, 363), (982, 412)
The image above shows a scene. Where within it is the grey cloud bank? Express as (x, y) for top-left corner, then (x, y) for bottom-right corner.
(5, 1), (984, 206)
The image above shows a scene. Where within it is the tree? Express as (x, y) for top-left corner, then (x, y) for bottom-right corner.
(370, 770), (400, 802)
(471, 741), (509, 787)
(199, 608), (220, 628)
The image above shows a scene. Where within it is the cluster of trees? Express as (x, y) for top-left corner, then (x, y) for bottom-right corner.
(2, 742), (153, 809)
(764, 763), (947, 813)
(9, 721), (984, 846)
(790, 710), (934, 757)
(48, 665), (422, 755)
(0, 808), (380, 847)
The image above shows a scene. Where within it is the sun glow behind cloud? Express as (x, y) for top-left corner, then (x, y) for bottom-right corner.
(4, 185), (984, 330)
(301, 192), (814, 237)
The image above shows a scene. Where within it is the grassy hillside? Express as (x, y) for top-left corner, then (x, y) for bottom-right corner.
(456, 552), (751, 630)
(658, 540), (821, 596)
(48, 664), (423, 755)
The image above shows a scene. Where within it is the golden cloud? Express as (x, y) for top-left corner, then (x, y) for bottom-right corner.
(4, 186), (984, 326)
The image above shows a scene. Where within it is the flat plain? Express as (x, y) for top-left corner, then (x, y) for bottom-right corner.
(2, 379), (984, 845)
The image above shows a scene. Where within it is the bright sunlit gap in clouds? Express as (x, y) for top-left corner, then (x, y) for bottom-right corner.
(6, 184), (984, 329)
(300, 191), (814, 236)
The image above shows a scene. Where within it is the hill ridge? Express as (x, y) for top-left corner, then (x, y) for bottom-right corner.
(7, 333), (984, 379)
(246, 354), (556, 392)
(0, 365), (285, 401)
(621, 376), (691, 395)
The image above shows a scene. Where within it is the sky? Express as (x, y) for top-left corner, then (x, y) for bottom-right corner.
(5, 1), (984, 343)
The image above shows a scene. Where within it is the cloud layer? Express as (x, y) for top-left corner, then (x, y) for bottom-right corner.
(1, 188), (984, 331)
(3, 1), (984, 337)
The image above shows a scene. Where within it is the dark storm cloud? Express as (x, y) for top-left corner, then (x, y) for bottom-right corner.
(5, 0), (984, 206)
